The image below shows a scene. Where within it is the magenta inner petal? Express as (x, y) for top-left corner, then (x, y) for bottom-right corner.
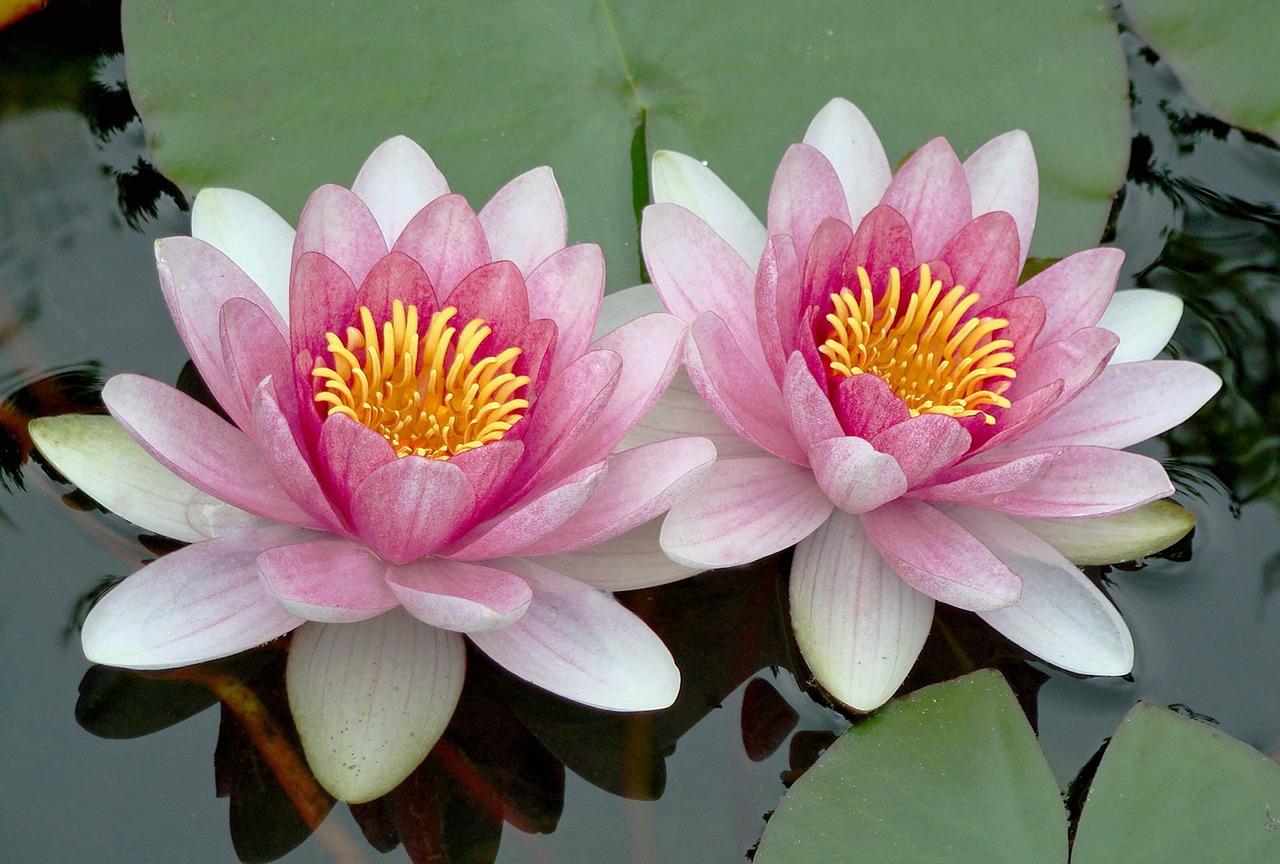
(350, 456), (477, 563)
(936, 211), (1022, 308)
(393, 192), (492, 299)
(354, 251), (439, 325)
(845, 203), (918, 293)
(291, 183), (388, 290)
(316, 414), (398, 514)
(832, 373), (912, 440)
(444, 259), (531, 349)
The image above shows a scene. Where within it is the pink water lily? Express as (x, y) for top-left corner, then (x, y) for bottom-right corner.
(639, 98), (1220, 711)
(31, 137), (714, 801)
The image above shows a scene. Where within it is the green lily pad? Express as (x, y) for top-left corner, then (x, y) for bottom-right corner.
(1072, 702), (1280, 864)
(122, 0), (1128, 292)
(753, 670), (1068, 864)
(1126, 0), (1280, 142)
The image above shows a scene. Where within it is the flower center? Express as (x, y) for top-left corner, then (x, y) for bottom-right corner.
(312, 300), (531, 459)
(818, 263), (1015, 425)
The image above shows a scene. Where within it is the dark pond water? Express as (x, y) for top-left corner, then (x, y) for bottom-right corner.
(2, 6), (1279, 864)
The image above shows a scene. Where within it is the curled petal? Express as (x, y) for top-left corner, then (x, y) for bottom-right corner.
(258, 539), (398, 623)
(387, 558), (532, 632)
(791, 510), (933, 711)
(808, 436), (908, 514)
(350, 455), (476, 563)
(288, 612), (464, 803)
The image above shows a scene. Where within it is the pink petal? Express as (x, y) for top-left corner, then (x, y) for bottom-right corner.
(289, 250), (359, 373)
(936, 211), (1021, 308)
(861, 498), (1021, 611)
(880, 137), (972, 262)
(525, 243), (604, 375)
(535, 517), (702, 592)
(766, 142), (852, 263)
(660, 456), (834, 568)
(754, 235), (800, 381)
(353, 251), (439, 325)
(510, 316), (557, 392)
(478, 166), (566, 275)
(219, 296), (297, 436)
(1004, 360), (1221, 451)
(790, 510), (933, 710)
(833, 373), (911, 439)
(445, 463), (605, 560)
(350, 455), (476, 563)
(1015, 247), (1123, 347)
(983, 295), (1046, 363)
(1006, 326), (1118, 404)
(520, 436), (717, 554)
(650, 149), (767, 268)
(287, 612), (464, 803)
(869, 414), (973, 487)
(251, 382), (346, 531)
(392, 193), (492, 298)
(442, 259), (530, 348)
(913, 450), (1059, 502)
(467, 559), (680, 711)
(316, 414), (397, 509)
(104, 374), (321, 528)
(783, 351), (842, 450)
(352, 136), (451, 247)
(81, 525), (308, 669)
(154, 237), (285, 433)
(642, 202), (763, 367)
(386, 557), (532, 632)
(949, 507), (1133, 675)
(962, 130), (1039, 268)
(957, 446), (1173, 518)
(844, 204), (917, 295)
(448, 438), (525, 524)
(686, 312), (806, 464)
(258, 538), (397, 623)
(809, 436), (908, 514)
(802, 98), (893, 225)
(617, 367), (771, 460)
(291, 184), (388, 290)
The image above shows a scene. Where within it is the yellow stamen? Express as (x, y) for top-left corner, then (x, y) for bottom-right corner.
(312, 300), (531, 459)
(817, 264), (1016, 425)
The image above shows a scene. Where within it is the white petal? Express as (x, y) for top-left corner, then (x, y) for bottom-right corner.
(616, 367), (769, 459)
(1097, 289), (1184, 363)
(651, 149), (766, 268)
(950, 507), (1134, 675)
(351, 135), (450, 247)
(593, 283), (666, 339)
(1011, 500), (1196, 566)
(287, 611), (464, 803)
(468, 558), (680, 711)
(533, 517), (703, 591)
(802, 98), (892, 225)
(190, 188), (295, 322)
(791, 510), (933, 711)
(29, 414), (257, 542)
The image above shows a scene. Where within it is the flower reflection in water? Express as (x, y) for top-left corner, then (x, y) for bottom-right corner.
(31, 137), (716, 803)
(641, 98), (1222, 711)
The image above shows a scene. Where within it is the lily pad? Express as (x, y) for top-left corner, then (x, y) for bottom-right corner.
(122, 0), (1128, 292)
(753, 670), (1068, 864)
(1126, 0), (1280, 142)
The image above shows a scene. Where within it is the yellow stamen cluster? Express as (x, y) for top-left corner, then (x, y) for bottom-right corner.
(818, 264), (1016, 424)
(312, 300), (530, 459)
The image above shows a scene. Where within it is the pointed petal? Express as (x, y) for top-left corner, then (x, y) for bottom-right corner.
(468, 559), (680, 710)
(387, 557), (531, 632)
(351, 456), (476, 563)
(291, 184), (388, 289)
(686, 312), (806, 463)
(289, 250), (359, 374)
(535, 517), (702, 591)
(1097, 289), (1183, 363)
(881, 137), (972, 261)
(82, 525), (308, 669)
(1016, 247), (1123, 347)
(352, 250), (438, 325)
(833, 372), (912, 439)
(251, 382), (346, 530)
(104, 374), (321, 528)
(803, 98), (892, 225)
(191, 188), (295, 321)
(951, 507), (1134, 675)
(443, 259), (529, 347)
(914, 450), (1058, 502)
(660, 456), (834, 568)
(521, 436), (717, 554)
(1012, 499), (1196, 566)
(1005, 360), (1221, 450)
(962, 130), (1038, 267)
(288, 612), (464, 802)
(257, 538), (397, 623)
(392, 193), (492, 298)
(592, 283), (665, 339)
(651, 149), (766, 267)
(219, 296), (297, 434)
(783, 351), (842, 450)
(791, 510), (933, 711)
(29, 414), (256, 542)
(767, 142), (852, 262)
(808, 436), (908, 514)
(617, 367), (770, 459)
(526, 243), (604, 374)
(447, 464), (604, 560)
(937, 211), (1021, 308)
(316, 414), (398, 507)
(352, 135), (450, 247)
(861, 498), (1021, 611)
(479, 166), (566, 275)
